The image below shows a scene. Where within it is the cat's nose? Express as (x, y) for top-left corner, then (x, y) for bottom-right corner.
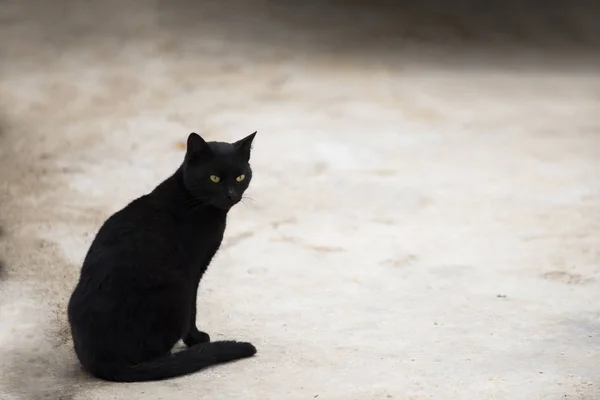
(227, 188), (237, 200)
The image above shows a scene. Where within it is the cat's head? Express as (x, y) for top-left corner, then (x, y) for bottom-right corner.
(182, 132), (256, 210)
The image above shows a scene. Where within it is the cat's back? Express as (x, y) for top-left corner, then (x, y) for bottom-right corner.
(98, 194), (172, 238)
(78, 194), (180, 282)
(69, 194), (183, 315)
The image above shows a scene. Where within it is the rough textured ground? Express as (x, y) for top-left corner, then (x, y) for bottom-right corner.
(0, 1), (599, 399)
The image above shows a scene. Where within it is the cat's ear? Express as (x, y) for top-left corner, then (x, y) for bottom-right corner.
(186, 133), (212, 163)
(233, 131), (256, 162)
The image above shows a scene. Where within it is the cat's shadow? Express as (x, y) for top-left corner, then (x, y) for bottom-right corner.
(1, 345), (85, 400)
(2, 326), (113, 400)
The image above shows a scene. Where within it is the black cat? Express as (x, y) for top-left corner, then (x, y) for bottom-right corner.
(67, 132), (258, 382)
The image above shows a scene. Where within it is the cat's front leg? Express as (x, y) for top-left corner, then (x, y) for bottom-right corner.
(182, 297), (211, 346)
(183, 243), (221, 347)
(182, 275), (211, 346)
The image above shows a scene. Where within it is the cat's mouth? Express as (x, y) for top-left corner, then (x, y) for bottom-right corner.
(210, 198), (240, 210)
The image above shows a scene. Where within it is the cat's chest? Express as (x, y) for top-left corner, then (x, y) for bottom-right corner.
(177, 214), (226, 259)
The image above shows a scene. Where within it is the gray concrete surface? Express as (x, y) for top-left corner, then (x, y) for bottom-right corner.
(0, 1), (599, 399)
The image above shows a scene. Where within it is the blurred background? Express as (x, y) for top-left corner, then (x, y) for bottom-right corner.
(0, 1), (599, 399)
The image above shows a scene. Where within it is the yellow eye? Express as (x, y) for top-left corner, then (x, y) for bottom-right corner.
(236, 175), (246, 182)
(210, 175), (220, 183)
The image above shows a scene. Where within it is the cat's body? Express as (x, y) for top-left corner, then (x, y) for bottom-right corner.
(67, 132), (257, 382)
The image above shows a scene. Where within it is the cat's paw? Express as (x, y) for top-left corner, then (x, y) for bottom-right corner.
(183, 329), (211, 346)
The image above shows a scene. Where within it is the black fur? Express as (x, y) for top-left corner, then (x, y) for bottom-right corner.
(67, 132), (258, 382)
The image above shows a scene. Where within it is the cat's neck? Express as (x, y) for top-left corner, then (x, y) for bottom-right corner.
(149, 166), (228, 219)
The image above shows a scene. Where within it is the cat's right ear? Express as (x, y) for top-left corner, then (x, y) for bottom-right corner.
(186, 133), (212, 163)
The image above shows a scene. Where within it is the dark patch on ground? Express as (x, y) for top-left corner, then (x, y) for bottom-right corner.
(223, 231), (254, 249)
(160, 0), (600, 71)
(306, 244), (345, 253)
(542, 270), (594, 285)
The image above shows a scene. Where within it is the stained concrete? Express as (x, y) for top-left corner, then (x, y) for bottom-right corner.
(0, 1), (599, 399)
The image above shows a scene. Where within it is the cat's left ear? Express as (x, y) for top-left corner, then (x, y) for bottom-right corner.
(186, 132), (213, 163)
(233, 131), (256, 162)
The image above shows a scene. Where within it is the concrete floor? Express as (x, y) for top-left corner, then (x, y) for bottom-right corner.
(0, 1), (599, 399)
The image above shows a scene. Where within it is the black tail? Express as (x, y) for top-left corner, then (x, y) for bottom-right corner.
(92, 341), (256, 382)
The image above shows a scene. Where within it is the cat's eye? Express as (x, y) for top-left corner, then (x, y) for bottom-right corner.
(209, 175), (221, 183)
(236, 175), (246, 182)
